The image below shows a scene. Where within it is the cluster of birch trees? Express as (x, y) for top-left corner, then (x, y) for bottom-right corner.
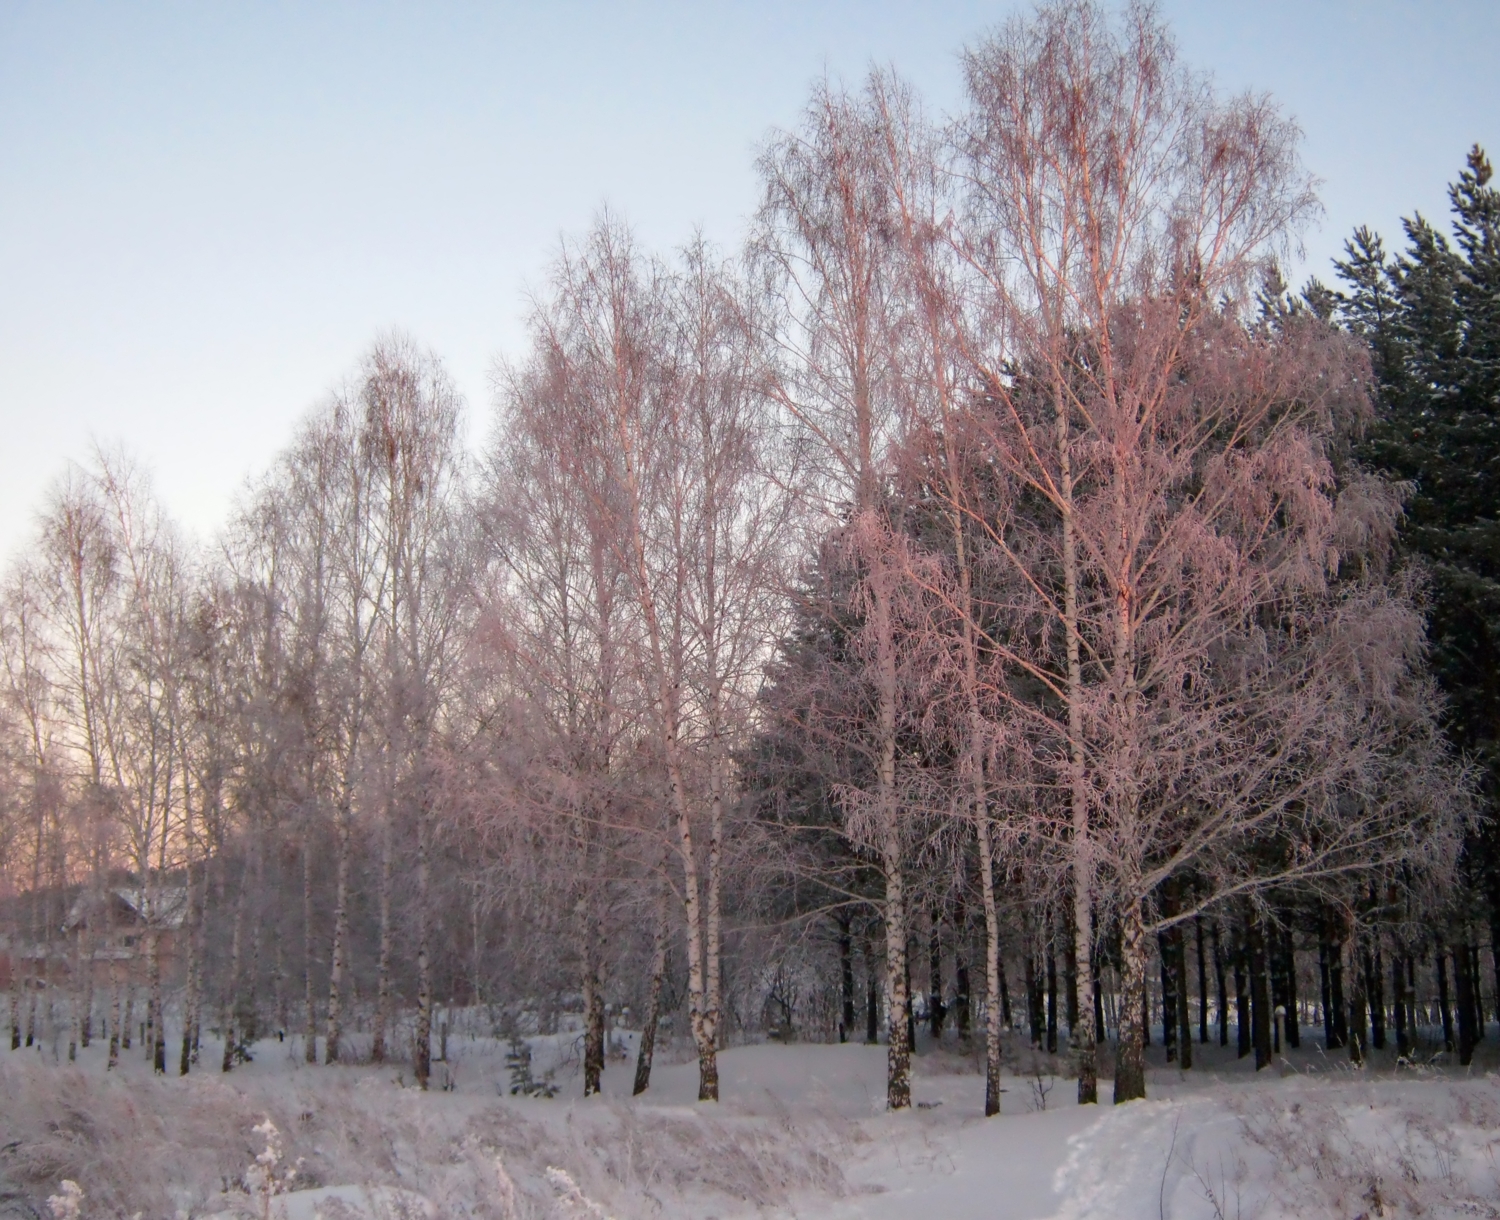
(0, 0), (1474, 1110)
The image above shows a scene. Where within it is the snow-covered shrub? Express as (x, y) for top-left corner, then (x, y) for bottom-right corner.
(245, 1117), (301, 1220)
(45, 1180), (83, 1220)
(543, 1167), (612, 1220)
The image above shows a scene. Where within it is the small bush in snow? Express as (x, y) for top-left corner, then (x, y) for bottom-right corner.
(245, 1118), (300, 1220)
(46, 1180), (83, 1220)
(544, 1167), (612, 1220)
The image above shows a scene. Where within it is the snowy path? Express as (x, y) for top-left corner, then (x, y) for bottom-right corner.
(619, 1042), (1107, 1218)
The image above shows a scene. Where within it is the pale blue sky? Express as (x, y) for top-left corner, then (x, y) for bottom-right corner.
(1, 1), (1494, 560)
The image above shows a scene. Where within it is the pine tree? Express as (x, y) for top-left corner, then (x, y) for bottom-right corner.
(1330, 145), (1500, 922)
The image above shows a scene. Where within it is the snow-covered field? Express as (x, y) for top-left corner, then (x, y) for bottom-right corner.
(5, 1030), (1500, 1219)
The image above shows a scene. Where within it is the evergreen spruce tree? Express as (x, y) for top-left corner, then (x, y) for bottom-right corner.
(1328, 146), (1500, 950)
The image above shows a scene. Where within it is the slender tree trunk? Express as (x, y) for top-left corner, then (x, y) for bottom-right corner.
(1249, 910), (1271, 1070)
(107, 958), (121, 1070)
(1367, 943), (1386, 1051)
(871, 573), (909, 1111)
(1235, 934), (1251, 1059)
(303, 824), (318, 1064)
(999, 950), (1013, 1030)
(953, 891), (972, 1046)
(1319, 939), (1334, 1049)
(704, 734), (725, 1072)
(1407, 955), (1418, 1039)
(79, 919), (93, 1050)
(929, 905), (945, 1040)
(1438, 949), (1455, 1053)
(179, 859), (202, 1075)
(1349, 939), (1368, 1064)
(239, 849), (265, 1056)
(1175, 929), (1192, 1070)
(1159, 932), (1176, 1063)
(1469, 942), (1484, 1042)
(864, 929), (880, 1045)
(632, 881), (669, 1096)
(190, 857), (208, 1060)
(1490, 904), (1500, 1030)
(663, 736), (716, 1101)
(1046, 945), (1058, 1055)
(413, 798), (432, 1090)
(976, 810), (1003, 1115)
(221, 856), (249, 1073)
(1213, 922), (1228, 1048)
(1454, 940), (1477, 1065)
(581, 915), (604, 1097)
(1025, 952), (1042, 1048)
(325, 801), (352, 1063)
(838, 915), (855, 1044)
(67, 927), (80, 1062)
(1196, 917), (1208, 1044)
(1393, 950), (1409, 1056)
(1055, 386), (1097, 1105)
(9, 967), (22, 1051)
(1330, 928), (1348, 1049)
(371, 804), (395, 1065)
(1282, 927), (1300, 1049)
(1113, 898), (1148, 1103)
(146, 917), (165, 1074)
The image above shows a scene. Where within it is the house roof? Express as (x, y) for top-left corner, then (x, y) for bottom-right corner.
(63, 886), (189, 932)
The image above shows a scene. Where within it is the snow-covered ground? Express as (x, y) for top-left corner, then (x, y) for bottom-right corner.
(4, 1028), (1500, 1218)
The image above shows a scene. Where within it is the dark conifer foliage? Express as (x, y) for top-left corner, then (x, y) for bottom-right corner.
(1326, 147), (1500, 997)
(1331, 148), (1500, 796)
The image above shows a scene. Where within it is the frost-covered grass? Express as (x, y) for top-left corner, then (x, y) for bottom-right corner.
(5, 1028), (1500, 1218)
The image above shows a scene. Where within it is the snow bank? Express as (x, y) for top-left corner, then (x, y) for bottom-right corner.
(1050, 1074), (1500, 1220)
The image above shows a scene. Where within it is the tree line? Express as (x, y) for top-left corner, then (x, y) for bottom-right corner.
(0, 0), (1490, 1111)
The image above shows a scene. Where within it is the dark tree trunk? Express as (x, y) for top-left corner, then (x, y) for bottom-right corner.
(582, 948), (605, 1097)
(928, 907), (945, 1040)
(1348, 941), (1368, 1064)
(865, 931), (880, 1045)
(1282, 927), (1300, 1049)
(1196, 917), (1208, 1045)
(997, 951), (1011, 1030)
(905, 939), (916, 1052)
(1490, 902), (1500, 1029)
(1366, 944), (1386, 1051)
(1094, 957), (1106, 1043)
(1159, 932), (1177, 1063)
(1025, 954), (1042, 1048)
(632, 886), (669, 1096)
(1329, 925), (1348, 1049)
(1213, 922), (1228, 1048)
(1470, 943), (1485, 1042)
(1248, 911), (1271, 1070)
(1045, 946), (1058, 1054)
(838, 916), (855, 1044)
(1407, 956), (1417, 1038)
(1454, 941), (1477, 1065)
(1319, 939), (1334, 1050)
(1393, 951), (1409, 1056)
(1176, 930), (1192, 1069)
(1438, 949), (1455, 1053)
(953, 891), (971, 1044)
